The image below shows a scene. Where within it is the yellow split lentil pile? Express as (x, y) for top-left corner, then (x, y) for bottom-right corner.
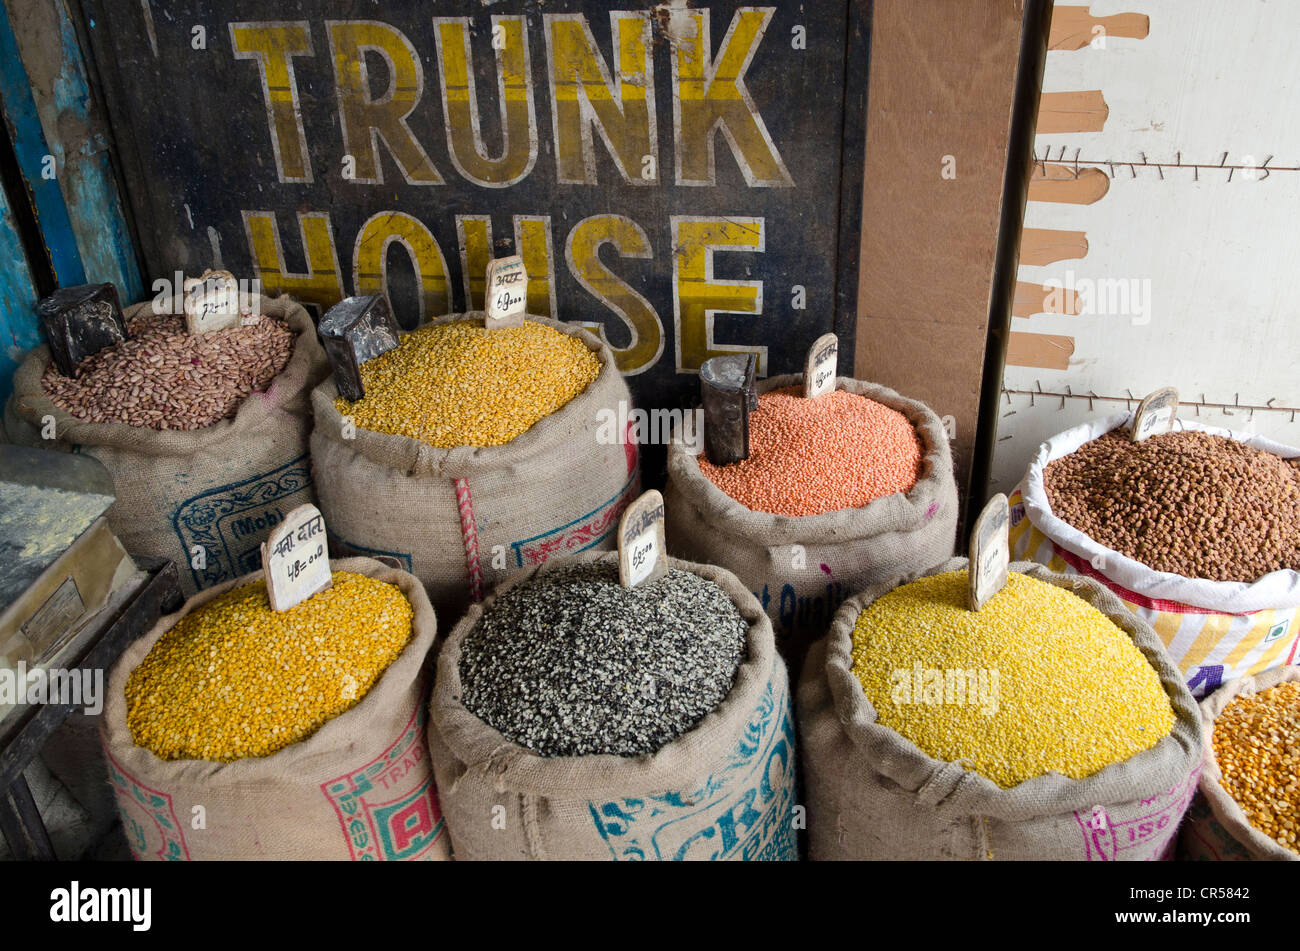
(126, 572), (413, 761)
(1212, 681), (1300, 854)
(334, 319), (601, 447)
(850, 570), (1176, 788)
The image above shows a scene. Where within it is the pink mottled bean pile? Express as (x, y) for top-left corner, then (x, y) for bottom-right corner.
(41, 311), (295, 431)
(698, 385), (922, 517)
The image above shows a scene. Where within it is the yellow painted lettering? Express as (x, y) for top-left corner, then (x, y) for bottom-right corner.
(242, 210), (345, 313)
(352, 211), (451, 323)
(566, 214), (662, 375)
(671, 216), (766, 372)
(229, 22), (315, 183)
(326, 20), (442, 185)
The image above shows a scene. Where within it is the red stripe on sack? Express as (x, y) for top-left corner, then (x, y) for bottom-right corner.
(1054, 545), (1256, 617)
(454, 476), (484, 602)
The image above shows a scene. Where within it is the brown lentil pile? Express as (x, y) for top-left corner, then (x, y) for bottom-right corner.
(41, 311), (295, 430)
(335, 319), (600, 448)
(1044, 428), (1300, 582)
(1212, 681), (1300, 854)
(126, 571), (413, 761)
(851, 570), (1176, 788)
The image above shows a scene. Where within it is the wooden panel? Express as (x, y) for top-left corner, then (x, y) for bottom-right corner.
(855, 0), (1028, 508)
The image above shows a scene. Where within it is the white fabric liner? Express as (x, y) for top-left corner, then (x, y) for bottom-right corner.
(1020, 411), (1300, 613)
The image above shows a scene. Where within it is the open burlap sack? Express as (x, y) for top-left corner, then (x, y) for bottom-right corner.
(311, 314), (639, 625)
(798, 558), (1203, 861)
(428, 550), (797, 861)
(665, 374), (957, 670)
(1178, 665), (1299, 861)
(100, 557), (450, 861)
(5, 294), (327, 596)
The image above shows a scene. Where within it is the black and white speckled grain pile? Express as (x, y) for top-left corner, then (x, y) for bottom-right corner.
(457, 562), (748, 757)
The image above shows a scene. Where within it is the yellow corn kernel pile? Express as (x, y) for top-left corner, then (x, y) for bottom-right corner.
(335, 319), (601, 447)
(850, 570), (1176, 789)
(1212, 681), (1300, 854)
(126, 572), (413, 762)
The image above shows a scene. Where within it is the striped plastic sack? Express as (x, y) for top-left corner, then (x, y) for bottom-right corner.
(1009, 413), (1300, 698)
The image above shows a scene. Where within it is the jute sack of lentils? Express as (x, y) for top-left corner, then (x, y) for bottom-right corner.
(1010, 413), (1300, 698)
(799, 558), (1203, 860)
(1178, 666), (1299, 861)
(665, 373), (957, 668)
(4, 293), (326, 596)
(427, 550), (798, 861)
(311, 313), (637, 623)
(99, 557), (451, 861)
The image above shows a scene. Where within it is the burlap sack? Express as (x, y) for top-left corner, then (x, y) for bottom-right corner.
(798, 558), (1203, 861)
(1178, 665), (1299, 861)
(99, 557), (450, 861)
(1010, 413), (1300, 697)
(311, 314), (639, 623)
(5, 294), (327, 597)
(428, 550), (797, 861)
(664, 374), (957, 669)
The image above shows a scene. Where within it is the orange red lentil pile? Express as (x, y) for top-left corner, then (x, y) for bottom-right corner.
(698, 385), (922, 517)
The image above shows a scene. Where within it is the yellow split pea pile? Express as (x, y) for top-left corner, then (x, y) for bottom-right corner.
(850, 570), (1176, 788)
(126, 572), (413, 761)
(335, 319), (600, 448)
(1212, 681), (1300, 854)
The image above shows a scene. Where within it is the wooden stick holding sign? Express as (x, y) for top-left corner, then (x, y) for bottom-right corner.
(968, 493), (1010, 612)
(37, 284), (127, 378)
(618, 490), (668, 589)
(183, 269), (244, 334)
(317, 294), (402, 402)
(700, 353), (756, 466)
(261, 503), (333, 611)
(485, 256), (527, 330)
(1131, 386), (1179, 443)
(804, 332), (838, 399)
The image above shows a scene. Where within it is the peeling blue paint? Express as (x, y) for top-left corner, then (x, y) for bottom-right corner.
(0, 187), (41, 400)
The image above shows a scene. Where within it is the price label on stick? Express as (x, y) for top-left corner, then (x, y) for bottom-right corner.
(183, 269), (243, 334)
(37, 283), (128, 378)
(1131, 386), (1179, 443)
(804, 332), (838, 399)
(618, 490), (668, 589)
(968, 493), (1010, 612)
(318, 294), (401, 402)
(485, 256), (527, 329)
(700, 354), (755, 466)
(261, 503), (333, 611)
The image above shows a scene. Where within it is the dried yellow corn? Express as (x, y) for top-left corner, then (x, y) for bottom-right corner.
(126, 571), (413, 762)
(1212, 681), (1300, 854)
(335, 319), (600, 448)
(850, 570), (1176, 788)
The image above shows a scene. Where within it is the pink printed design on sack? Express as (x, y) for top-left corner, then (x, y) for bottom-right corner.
(454, 476), (484, 602)
(105, 749), (190, 861)
(1073, 769), (1199, 861)
(320, 706), (446, 861)
(510, 473), (639, 567)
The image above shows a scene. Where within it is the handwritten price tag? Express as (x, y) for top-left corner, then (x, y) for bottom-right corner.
(1131, 386), (1179, 443)
(261, 503), (333, 611)
(804, 332), (838, 399)
(968, 493), (1010, 611)
(183, 269), (243, 335)
(485, 256), (527, 329)
(618, 490), (668, 589)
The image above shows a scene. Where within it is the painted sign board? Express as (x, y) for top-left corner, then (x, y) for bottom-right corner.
(83, 1), (868, 412)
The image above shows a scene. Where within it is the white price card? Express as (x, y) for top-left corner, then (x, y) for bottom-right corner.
(1131, 387), (1179, 443)
(485, 256), (527, 329)
(261, 503), (333, 611)
(804, 332), (838, 398)
(183, 269), (244, 334)
(618, 490), (668, 589)
(968, 493), (1010, 612)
